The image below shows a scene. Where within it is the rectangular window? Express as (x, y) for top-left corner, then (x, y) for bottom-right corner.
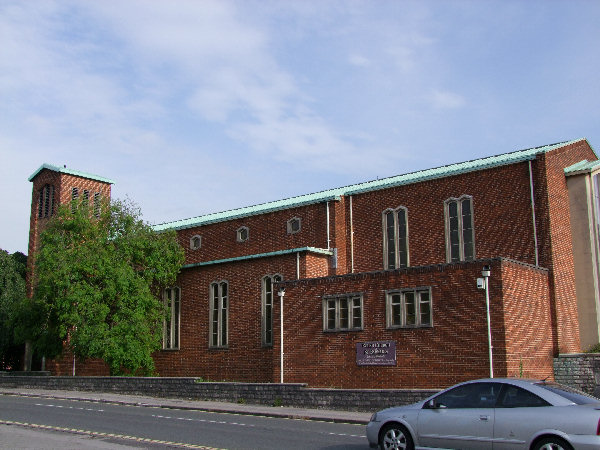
(163, 287), (180, 350)
(383, 207), (409, 269)
(210, 281), (228, 348)
(323, 294), (363, 332)
(386, 288), (432, 328)
(445, 196), (475, 262)
(262, 274), (282, 346)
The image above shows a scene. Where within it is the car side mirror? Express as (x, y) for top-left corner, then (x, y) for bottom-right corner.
(426, 399), (446, 409)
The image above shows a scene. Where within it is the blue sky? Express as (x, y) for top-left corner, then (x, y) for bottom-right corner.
(1, 0), (599, 254)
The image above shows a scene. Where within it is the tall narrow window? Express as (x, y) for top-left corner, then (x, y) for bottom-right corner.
(38, 184), (55, 218)
(71, 187), (79, 213)
(445, 196), (475, 262)
(82, 189), (89, 207)
(262, 274), (282, 346)
(383, 207), (409, 269)
(163, 287), (180, 349)
(323, 294), (363, 332)
(93, 192), (101, 218)
(386, 288), (432, 328)
(209, 281), (228, 348)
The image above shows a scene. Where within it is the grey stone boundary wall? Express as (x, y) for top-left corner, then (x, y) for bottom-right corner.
(554, 353), (600, 396)
(0, 374), (435, 412)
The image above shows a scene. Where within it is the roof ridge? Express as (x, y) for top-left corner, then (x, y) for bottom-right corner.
(29, 163), (115, 184)
(154, 138), (590, 231)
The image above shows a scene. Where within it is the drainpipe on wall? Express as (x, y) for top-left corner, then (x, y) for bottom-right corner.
(529, 161), (540, 266)
(278, 289), (286, 384)
(350, 195), (355, 273)
(296, 252), (300, 280)
(326, 201), (331, 250)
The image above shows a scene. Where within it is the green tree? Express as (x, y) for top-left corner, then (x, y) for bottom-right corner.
(33, 198), (184, 375)
(0, 250), (26, 370)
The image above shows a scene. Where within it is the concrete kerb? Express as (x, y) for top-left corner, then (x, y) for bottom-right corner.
(0, 388), (373, 425)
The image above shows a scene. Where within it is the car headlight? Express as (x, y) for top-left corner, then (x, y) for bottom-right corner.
(370, 412), (379, 422)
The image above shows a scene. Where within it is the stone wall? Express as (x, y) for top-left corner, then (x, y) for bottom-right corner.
(554, 353), (600, 396)
(0, 375), (435, 412)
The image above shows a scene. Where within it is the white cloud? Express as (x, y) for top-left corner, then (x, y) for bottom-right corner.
(428, 90), (466, 110)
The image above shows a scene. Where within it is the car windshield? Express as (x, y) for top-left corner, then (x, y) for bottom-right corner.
(536, 381), (600, 405)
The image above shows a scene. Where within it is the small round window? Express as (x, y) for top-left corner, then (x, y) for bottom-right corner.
(190, 235), (201, 250)
(237, 226), (249, 242)
(287, 217), (301, 234)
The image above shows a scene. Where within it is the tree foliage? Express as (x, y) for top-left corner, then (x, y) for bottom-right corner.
(33, 198), (184, 375)
(0, 250), (26, 370)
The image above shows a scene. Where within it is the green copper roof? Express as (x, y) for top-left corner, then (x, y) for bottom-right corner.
(28, 163), (115, 184)
(155, 138), (591, 232)
(182, 247), (333, 269)
(564, 159), (600, 175)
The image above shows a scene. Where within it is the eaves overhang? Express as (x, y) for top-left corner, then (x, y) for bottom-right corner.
(181, 247), (333, 269)
(564, 159), (600, 176)
(154, 194), (344, 231)
(28, 163), (115, 184)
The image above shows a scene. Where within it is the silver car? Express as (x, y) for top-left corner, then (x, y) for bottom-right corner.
(366, 378), (600, 450)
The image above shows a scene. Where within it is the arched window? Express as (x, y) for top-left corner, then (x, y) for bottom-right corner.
(445, 195), (475, 262)
(209, 281), (228, 348)
(163, 287), (180, 350)
(262, 274), (282, 346)
(383, 206), (409, 269)
(38, 184), (55, 218)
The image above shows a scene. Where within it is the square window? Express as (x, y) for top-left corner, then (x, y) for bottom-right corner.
(322, 294), (363, 332)
(386, 288), (432, 329)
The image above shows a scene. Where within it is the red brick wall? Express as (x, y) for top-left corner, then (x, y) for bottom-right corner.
(532, 141), (597, 353)
(153, 253), (301, 381)
(500, 260), (553, 379)
(177, 203), (330, 266)
(273, 258), (553, 389)
(347, 162), (539, 274)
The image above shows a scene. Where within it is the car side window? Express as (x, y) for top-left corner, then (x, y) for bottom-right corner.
(498, 385), (551, 408)
(431, 382), (500, 409)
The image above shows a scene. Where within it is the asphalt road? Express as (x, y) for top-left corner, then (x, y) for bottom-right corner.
(0, 394), (370, 449)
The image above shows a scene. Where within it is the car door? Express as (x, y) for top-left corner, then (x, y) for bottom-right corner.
(417, 382), (500, 449)
(492, 383), (553, 450)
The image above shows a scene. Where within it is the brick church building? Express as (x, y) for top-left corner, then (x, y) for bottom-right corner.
(27, 138), (600, 389)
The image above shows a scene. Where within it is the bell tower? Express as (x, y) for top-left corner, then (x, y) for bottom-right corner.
(26, 164), (114, 296)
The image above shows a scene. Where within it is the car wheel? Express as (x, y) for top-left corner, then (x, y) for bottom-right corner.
(379, 422), (414, 450)
(533, 436), (573, 450)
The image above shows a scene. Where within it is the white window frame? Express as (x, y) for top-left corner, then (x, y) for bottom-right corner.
(209, 280), (228, 348)
(445, 195), (475, 262)
(261, 274), (282, 346)
(190, 235), (202, 250)
(386, 287), (433, 329)
(322, 293), (363, 332)
(383, 206), (409, 269)
(287, 217), (302, 234)
(163, 287), (181, 350)
(236, 226), (249, 243)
